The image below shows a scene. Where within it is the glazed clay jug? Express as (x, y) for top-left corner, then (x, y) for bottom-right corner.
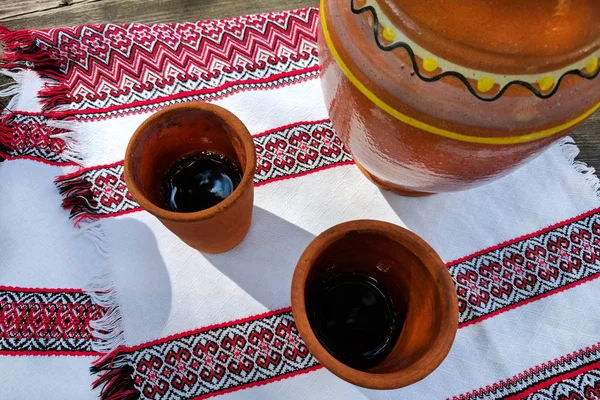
(319, 0), (600, 195)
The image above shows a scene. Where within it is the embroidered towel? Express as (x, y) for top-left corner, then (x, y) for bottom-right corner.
(1, 8), (600, 400)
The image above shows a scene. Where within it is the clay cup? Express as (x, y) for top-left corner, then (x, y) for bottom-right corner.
(124, 102), (256, 253)
(291, 220), (458, 389)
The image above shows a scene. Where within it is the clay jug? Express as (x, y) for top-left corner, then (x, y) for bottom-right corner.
(319, 0), (600, 195)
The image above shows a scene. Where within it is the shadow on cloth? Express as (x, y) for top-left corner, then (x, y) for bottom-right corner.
(102, 217), (172, 346)
(379, 187), (445, 230)
(204, 206), (315, 310)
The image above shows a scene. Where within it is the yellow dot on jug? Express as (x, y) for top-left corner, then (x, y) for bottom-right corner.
(382, 26), (396, 42)
(586, 57), (598, 74)
(422, 57), (438, 72)
(477, 77), (495, 93)
(539, 76), (555, 92)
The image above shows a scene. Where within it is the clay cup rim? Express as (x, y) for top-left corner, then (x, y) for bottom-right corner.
(291, 220), (458, 390)
(123, 102), (256, 223)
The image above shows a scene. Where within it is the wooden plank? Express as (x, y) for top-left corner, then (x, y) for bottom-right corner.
(0, 74), (11, 109)
(571, 111), (600, 172)
(0, 0), (89, 22)
(0, 0), (319, 30)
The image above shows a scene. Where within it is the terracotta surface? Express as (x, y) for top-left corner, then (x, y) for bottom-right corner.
(124, 102), (256, 253)
(291, 220), (458, 389)
(319, 0), (600, 195)
(380, 0), (600, 74)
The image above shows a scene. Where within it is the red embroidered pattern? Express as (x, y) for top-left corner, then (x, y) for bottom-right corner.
(448, 211), (600, 326)
(92, 309), (319, 400)
(537, 370), (600, 400)
(452, 343), (600, 400)
(31, 8), (319, 113)
(132, 310), (317, 400)
(57, 172), (600, 328)
(71, 69), (319, 122)
(92, 212), (600, 400)
(0, 287), (104, 354)
(0, 114), (78, 166)
(54, 119), (353, 224)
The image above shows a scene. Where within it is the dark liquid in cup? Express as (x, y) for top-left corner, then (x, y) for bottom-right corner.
(307, 271), (405, 370)
(160, 151), (242, 213)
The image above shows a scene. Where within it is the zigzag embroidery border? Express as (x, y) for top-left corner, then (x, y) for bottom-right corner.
(68, 68), (320, 122)
(452, 343), (600, 400)
(532, 368), (600, 400)
(29, 8), (319, 113)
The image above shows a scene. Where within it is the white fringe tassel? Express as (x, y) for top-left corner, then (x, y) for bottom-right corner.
(0, 68), (123, 352)
(86, 270), (126, 353)
(0, 69), (25, 112)
(77, 219), (126, 353)
(47, 119), (83, 164)
(77, 222), (109, 256)
(560, 136), (600, 196)
(46, 103), (125, 354)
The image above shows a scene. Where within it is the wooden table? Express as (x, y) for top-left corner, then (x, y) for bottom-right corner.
(1, 0), (598, 170)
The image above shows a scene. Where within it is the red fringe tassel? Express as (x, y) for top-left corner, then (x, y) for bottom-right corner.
(39, 81), (72, 111)
(0, 24), (71, 111)
(55, 172), (99, 226)
(0, 114), (15, 155)
(91, 347), (140, 400)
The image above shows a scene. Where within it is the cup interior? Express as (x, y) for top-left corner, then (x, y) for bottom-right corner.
(127, 107), (249, 210)
(304, 229), (444, 374)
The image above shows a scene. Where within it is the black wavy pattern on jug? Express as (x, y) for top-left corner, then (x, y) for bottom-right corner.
(350, 0), (599, 102)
